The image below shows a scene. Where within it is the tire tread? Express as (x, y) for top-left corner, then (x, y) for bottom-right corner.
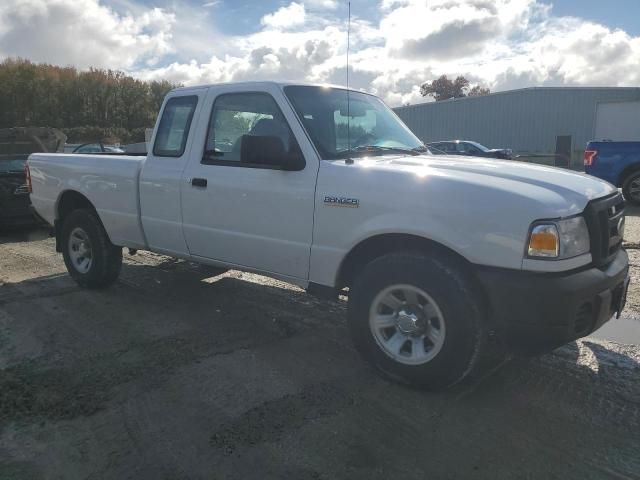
(61, 209), (122, 289)
(348, 251), (486, 390)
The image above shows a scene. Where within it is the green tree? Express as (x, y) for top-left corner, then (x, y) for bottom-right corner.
(468, 85), (491, 97)
(419, 75), (490, 101)
(0, 58), (180, 143)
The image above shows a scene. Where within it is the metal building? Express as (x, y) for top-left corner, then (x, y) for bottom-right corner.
(394, 87), (640, 168)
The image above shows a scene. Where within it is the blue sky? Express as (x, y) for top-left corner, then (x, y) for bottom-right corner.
(209, 0), (380, 35)
(544, 0), (640, 35)
(131, 0), (640, 36)
(0, 0), (638, 105)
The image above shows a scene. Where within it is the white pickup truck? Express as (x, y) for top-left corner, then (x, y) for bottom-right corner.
(28, 82), (630, 389)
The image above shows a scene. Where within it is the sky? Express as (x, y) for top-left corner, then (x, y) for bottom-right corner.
(0, 0), (639, 106)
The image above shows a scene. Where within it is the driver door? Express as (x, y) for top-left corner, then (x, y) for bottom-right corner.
(180, 85), (318, 281)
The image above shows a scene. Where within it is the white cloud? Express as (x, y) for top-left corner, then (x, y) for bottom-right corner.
(380, 0), (539, 58)
(138, 0), (640, 105)
(137, 25), (344, 86)
(1, 0), (640, 106)
(261, 2), (306, 30)
(0, 0), (175, 69)
(305, 0), (339, 9)
(478, 17), (640, 90)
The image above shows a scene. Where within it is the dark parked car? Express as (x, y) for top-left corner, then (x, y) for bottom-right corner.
(0, 155), (32, 226)
(427, 140), (513, 160)
(72, 143), (125, 154)
(0, 127), (66, 227)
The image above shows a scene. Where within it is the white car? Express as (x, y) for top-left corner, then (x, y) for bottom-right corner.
(27, 82), (630, 389)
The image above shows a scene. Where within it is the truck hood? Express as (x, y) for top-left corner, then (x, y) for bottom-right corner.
(348, 154), (616, 214)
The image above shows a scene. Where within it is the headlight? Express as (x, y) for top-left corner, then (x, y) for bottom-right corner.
(527, 216), (590, 259)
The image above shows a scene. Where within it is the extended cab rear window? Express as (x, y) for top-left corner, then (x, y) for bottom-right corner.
(153, 96), (198, 157)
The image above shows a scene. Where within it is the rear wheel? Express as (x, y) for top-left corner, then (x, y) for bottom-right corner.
(347, 252), (486, 390)
(61, 209), (122, 288)
(622, 171), (640, 206)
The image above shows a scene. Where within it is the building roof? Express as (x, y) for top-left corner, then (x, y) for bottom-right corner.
(394, 86), (640, 111)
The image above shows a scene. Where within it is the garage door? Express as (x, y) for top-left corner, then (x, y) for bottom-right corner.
(595, 101), (640, 141)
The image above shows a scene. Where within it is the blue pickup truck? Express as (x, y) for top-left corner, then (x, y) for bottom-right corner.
(585, 141), (640, 205)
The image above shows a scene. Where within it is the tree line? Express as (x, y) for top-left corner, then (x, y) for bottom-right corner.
(0, 58), (489, 143)
(420, 75), (490, 102)
(0, 58), (178, 144)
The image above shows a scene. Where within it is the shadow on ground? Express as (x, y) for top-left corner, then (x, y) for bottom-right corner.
(0, 225), (49, 245)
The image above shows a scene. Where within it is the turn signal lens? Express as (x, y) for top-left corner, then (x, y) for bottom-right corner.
(528, 225), (559, 258)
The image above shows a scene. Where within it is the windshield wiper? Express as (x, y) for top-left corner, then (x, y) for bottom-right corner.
(346, 145), (421, 156)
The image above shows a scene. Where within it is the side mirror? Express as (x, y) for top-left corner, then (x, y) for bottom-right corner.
(240, 135), (305, 171)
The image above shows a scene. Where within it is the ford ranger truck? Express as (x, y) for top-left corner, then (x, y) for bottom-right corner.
(27, 82), (630, 390)
(584, 140), (640, 205)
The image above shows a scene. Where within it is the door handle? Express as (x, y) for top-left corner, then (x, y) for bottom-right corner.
(191, 177), (208, 188)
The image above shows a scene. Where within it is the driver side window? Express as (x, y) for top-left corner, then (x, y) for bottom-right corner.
(464, 143), (481, 154)
(443, 143), (457, 153)
(204, 92), (293, 163)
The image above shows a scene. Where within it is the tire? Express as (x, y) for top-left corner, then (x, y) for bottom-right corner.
(347, 252), (486, 390)
(61, 209), (122, 289)
(622, 171), (640, 206)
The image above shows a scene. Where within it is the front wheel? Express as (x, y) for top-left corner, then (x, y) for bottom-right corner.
(347, 252), (486, 390)
(61, 209), (122, 289)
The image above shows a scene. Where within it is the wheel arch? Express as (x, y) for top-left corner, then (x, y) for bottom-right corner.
(56, 190), (97, 220)
(617, 162), (640, 187)
(337, 232), (495, 336)
(337, 233), (473, 289)
(54, 190), (109, 252)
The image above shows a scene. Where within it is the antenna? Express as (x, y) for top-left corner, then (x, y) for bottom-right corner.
(347, 1), (350, 92)
(346, 1), (352, 163)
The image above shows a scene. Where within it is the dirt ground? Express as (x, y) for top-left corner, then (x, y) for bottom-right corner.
(1, 212), (640, 479)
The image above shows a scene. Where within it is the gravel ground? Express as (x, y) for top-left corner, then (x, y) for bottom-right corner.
(0, 218), (639, 479)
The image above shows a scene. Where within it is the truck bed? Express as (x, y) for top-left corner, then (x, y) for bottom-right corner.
(28, 153), (147, 248)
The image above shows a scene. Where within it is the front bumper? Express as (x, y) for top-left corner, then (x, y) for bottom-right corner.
(477, 249), (630, 351)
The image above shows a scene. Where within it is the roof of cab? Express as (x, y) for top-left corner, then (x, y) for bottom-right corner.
(170, 81), (358, 94)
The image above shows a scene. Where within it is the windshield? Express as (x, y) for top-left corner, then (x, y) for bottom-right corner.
(284, 86), (425, 159)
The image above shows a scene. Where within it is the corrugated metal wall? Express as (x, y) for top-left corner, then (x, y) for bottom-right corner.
(394, 87), (640, 167)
